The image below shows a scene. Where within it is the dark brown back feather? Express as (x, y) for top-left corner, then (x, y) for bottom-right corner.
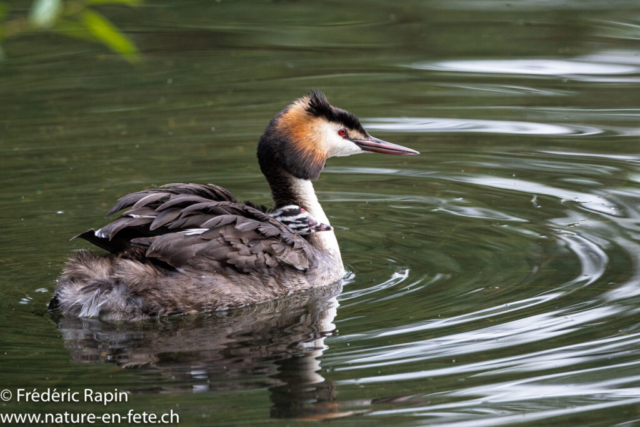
(78, 183), (316, 274)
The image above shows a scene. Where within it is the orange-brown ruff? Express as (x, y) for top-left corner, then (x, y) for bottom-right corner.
(275, 98), (368, 176)
(52, 91), (419, 320)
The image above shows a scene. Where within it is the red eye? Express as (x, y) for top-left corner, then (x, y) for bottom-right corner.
(338, 128), (347, 137)
(300, 208), (306, 212)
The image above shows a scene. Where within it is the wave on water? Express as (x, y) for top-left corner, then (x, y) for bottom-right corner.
(408, 50), (640, 82)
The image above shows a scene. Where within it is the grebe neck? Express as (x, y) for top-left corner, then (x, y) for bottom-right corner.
(266, 168), (342, 264)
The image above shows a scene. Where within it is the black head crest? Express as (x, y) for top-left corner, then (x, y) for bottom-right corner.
(305, 89), (368, 136)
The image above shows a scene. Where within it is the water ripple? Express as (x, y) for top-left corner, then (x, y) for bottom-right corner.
(365, 117), (601, 136)
(339, 269), (410, 301)
(324, 151), (640, 425)
(411, 58), (638, 77)
(409, 51), (640, 82)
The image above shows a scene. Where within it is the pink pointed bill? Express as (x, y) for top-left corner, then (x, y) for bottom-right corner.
(353, 136), (420, 155)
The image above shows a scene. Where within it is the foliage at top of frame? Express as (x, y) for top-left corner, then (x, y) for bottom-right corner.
(1, 0), (141, 63)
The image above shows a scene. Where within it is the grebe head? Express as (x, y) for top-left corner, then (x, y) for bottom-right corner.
(269, 204), (333, 235)
(258, 90), (419, 181)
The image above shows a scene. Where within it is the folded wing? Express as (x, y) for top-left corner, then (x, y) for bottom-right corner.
(76, 183), (316, 273)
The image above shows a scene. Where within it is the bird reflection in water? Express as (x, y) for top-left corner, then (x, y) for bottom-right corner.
(53, 282), (364, 420)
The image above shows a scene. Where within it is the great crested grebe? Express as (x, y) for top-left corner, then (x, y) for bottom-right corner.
(50, 90), (419, 320)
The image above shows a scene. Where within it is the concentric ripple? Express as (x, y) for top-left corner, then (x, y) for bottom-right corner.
(319, 144), (640, 424)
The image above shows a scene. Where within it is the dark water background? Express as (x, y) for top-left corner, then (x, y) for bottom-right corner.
(2, 0), (640, 425)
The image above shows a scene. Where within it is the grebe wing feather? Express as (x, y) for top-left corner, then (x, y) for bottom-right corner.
(76, 183), (316, 273)
(134, 216), (316, 273)
(106, 183), (237, 217)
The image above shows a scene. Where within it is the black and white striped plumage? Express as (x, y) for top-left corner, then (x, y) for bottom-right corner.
(268, 205), (332, 236)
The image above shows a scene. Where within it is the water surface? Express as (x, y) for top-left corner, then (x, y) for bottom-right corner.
(2, 0), (640, 425)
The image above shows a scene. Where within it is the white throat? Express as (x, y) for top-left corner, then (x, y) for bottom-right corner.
(288, 177), (342, 265)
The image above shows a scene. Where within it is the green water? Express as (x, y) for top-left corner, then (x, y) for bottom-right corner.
(2, 1), (640, 425)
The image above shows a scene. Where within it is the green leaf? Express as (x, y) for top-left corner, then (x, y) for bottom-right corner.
(0, 4), (8, 21)
(52, 19), (97, 42)
(0, 44), (5, 62)
(29, 0), (63, 29)
(80, 9), (140, 63)
(84, 0), (143, 5)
